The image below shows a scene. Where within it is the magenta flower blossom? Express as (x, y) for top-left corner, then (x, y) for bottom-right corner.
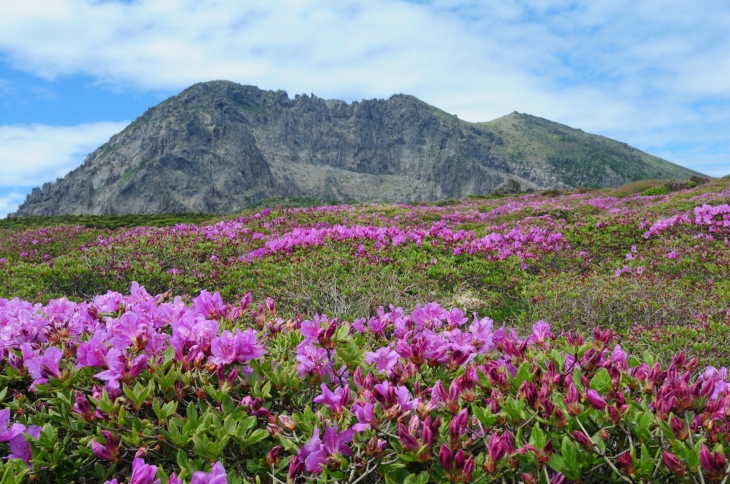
(107, 311), (151, 350)
(191, 462), (227, 484)
(76, 330), (109, 368)
(351, 317), (367, 333)
(192, 290), (227, 318)
(0, 409), (26, 442)
(611, 345), (628, 368)
(129, 457), (160, 484)
(313, 383), (351, 414)
(412, 302), (448, 329)
(7, 425), (41, 466)
(295, 344), (332, 378)
(25, 346), (63, 388)
(233, 329), (266, 362)
(94, 290), (123, 313)
(469, 314), (495, 352)
(298, 424), (354, 473)
(446, 308), (468, 327)
(372, 382), (419, 411)
(209, 330), (238, 365)
(365, 346), (400, 376)
(94, 348), (147, 394)
(529, 321), (552, 345)
(367, 316), (389, 336)
(351, 401), (376, 431)
(298, 314), (331, 347)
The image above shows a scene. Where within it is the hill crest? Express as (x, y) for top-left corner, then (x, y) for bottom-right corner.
(14, 80), (701, 215)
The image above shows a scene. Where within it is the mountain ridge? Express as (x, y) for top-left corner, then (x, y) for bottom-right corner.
(14, 80), (702, 216)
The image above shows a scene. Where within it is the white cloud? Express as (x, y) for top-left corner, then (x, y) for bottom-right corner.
(0, 122), (129, 187)
(0, 0), (727, 176)
(0, 192), (25, 219)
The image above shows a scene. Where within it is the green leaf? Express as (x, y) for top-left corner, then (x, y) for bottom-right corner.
(242, 429), (269, 448)
(473, 405), (497, 427)
(589, 368), (612, 394)
(475, 367), (493, 390)
(559, 437), (582, 481)
(515, 361), (532, 386)
(529, 423), (546, 449)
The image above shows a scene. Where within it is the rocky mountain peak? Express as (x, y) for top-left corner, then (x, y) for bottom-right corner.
(14, 80), (701, 216)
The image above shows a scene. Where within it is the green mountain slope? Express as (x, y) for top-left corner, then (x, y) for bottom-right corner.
(474, 112), (700, 188)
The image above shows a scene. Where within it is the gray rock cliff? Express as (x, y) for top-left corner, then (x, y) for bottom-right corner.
(15, 81), (701, 215)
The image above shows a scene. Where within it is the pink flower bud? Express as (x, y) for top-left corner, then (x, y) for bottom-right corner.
(670, 416), (688, 441)
(398, 423), (419, 451)
(488, 432), (505, 462)
(573, 431), (593, 451)
(240, 292), (251, 311)
(439, 444), (454, 470)
(462, 454), (475, 481)
(586, 390), (607, 410)
(662, 451), (685, 477)
(617, 452), (635, 475)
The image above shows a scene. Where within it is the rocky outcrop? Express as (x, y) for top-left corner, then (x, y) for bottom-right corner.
(15, 81), (702, 215)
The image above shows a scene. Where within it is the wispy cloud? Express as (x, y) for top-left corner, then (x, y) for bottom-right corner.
(0, 122), (128, 187)
(0, 0), (727, 175)
(0, 191), (26, 219)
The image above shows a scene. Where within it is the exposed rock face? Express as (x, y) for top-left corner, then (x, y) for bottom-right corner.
(492, 178), (522, 195)
(15, 81), (702, 215)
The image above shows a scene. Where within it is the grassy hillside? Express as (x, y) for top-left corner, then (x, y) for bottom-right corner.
(1, 177), (730, 483)
(475, 112), (701, 187)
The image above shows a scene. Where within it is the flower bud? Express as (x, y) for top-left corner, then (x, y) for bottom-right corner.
(398, 422), (420, 451)
(278, 414), (297, 432)
(488, 432), (506, 462)
(521, 473), (537, 484)
(91, 440), (112, 461)
(128, 354), (148, 378)
(240, 292), (252, 311)
(266, 423), (281, 439)
(662, 451), (685, 477)
(288, 456), (304, 480)
(573, 431), (593, 451)
(366, 435), (383, 458)
(617, 452), (635, 475)
(670, 415), (688, 441)
(266, 446), (282, 467)
(439, 444), (454, 470)
(700, 444), (727, 481)
(586, 390), (607, 411)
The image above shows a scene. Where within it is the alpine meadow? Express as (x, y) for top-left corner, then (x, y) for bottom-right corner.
(3, 1), (730, 483)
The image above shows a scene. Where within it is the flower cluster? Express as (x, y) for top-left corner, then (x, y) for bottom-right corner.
(0, 283), (730, 483)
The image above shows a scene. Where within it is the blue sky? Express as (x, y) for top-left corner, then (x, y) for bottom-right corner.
(1, 0), (729, 217)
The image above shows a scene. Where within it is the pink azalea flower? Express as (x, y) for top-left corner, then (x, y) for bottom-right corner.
(313, 384), (351, 414)
(0, 409), (26, 442)
(8, 425), (41, 467)
(365, 346), (400, 376)
(191, 462), (227, 484)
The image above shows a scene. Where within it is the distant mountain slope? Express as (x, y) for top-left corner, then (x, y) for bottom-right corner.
(479, 113), (696, 188)
(14, 81), (702, 216)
